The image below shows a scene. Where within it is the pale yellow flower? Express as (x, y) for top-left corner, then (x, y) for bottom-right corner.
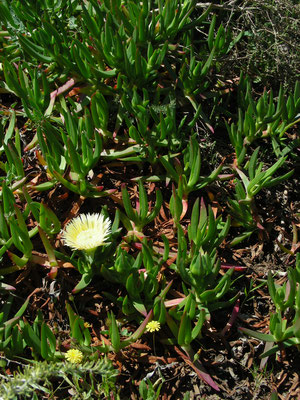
(65, 349), (83, 364)
(62, 213), (111, 251)
(146, 320), (161, 333)
(84, 322), (91, 328)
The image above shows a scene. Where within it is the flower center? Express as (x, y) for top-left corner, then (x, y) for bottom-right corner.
(76, 229), (99, 248)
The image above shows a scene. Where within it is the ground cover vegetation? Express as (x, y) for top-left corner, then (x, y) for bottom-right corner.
(0, 0), (299, 399)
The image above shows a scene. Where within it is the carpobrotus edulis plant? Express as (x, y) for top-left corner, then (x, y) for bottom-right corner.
(62, 213), (111, 254)
(62, 213), (112, 293)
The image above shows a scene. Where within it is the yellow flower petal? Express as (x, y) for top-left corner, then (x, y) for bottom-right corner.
(146, 320), (161, 333)
(65, 349), (83, 364)
(62, 213), (111, 251)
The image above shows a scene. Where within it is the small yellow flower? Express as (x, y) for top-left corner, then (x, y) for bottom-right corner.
(146, 320), (161, 333)
(65, 349), (83, 364)
(62, 213), (111, 252)
(84, 322), (91, 328)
